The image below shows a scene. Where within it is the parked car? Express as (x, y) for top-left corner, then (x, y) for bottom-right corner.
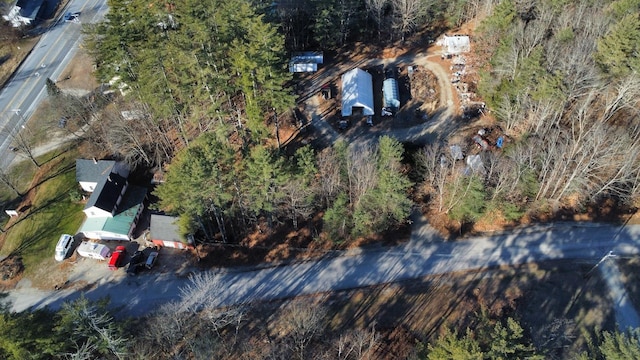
(126, 250), (145, 276)
(145, 251), (159, 269)
(108, 246), (126, 270)
(54, 234), (74, 261)
(64, 12), (80, 22)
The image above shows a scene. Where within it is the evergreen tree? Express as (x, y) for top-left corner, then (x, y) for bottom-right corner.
(155, 132), (236, 237)
(241, 145), (288, 224)
(596, 13), (640, 77)
(426, 329), (484, 360)
(45, 78), (61, 97)
(597, 329), (640, 360)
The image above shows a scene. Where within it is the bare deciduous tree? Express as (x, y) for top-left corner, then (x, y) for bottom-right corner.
(317, 148), (345, 206)
(278, 300), (327, 360)
(336, 322), (380, 360)
(281, 179), (315, 229)
(346, 145), (378, 207)
(365, 0), (388, 37)
(391, 0), (430, 41)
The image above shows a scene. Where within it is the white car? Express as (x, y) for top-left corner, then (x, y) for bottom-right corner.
(54, 234), (74, 261)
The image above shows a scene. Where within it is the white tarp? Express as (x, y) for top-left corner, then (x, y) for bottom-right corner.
(466, 154), (485, 174)
(383, 78), (400, 110)
(341, 68), (374, 117)
(443, 35), (471, 54)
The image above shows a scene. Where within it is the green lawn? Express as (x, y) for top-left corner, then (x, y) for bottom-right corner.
(0, 161), (37, 203)
(0, 149), (85, 278)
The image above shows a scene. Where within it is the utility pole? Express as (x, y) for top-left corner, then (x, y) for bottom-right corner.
(584, 250), (617, 278)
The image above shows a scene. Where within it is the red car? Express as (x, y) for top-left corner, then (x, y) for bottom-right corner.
(108, 246), (126, 270)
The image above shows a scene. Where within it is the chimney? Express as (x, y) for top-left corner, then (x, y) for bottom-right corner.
(93, 158), (97, 164)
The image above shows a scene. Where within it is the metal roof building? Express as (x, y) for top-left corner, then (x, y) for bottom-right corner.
(341, 68), (374, 117)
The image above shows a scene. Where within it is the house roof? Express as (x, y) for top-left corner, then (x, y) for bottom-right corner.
(341, 68), (374, 117)
(15, 0), (44, 20)
(76, 159), (116, 183)
(84, 173), (128, 213)
(290, 51), (323, 64)
(150, 214), (185, 243)
(443, 35), (470, 54)
(79, 186), (147, 235)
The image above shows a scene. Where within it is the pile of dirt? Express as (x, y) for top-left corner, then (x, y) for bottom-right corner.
(408, 65), (439, 111)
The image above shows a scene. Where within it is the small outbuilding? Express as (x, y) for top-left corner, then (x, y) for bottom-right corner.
(149, 215), (194, 249)
(442, 35), (471, 55)
(341, 68), (374, 117)
(383, 78), (400, 112)
(289, 51), (323, 73)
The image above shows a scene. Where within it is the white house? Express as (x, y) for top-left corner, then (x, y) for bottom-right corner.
(341, 68), (374, 117)
(76, 159), (125, 192)
(2, 0), (44, 27)
(82, 173), (129, 218)
(79, 186), (146, 241)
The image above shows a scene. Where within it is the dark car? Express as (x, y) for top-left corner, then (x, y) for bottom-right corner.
(145, 251), (158, 269)
(64, 12), (80, 22)
(126, 250), (145, 276)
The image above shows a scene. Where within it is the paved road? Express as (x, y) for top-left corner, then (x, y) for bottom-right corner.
(0, 0), (108, 168)
(600, 258), (640, 331)
(5, 218), (640, 318)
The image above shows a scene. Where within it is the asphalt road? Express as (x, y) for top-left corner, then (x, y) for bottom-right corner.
(5, 217), (640, 319)
(0, 0), (108, 168)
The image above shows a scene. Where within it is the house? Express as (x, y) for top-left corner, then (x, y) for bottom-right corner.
(76, 159), (129, 192)
(149, 214), (194, 249)
(341, 68), (374, 117)
(441, 35), (471, 55)
(289, 51), (323, 73)
(83, 172), (129, 218)
(78, 186), (147, 241)
(2, 0), (45, 27)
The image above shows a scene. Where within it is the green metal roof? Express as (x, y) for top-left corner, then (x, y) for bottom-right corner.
(79, 186), (147, 236)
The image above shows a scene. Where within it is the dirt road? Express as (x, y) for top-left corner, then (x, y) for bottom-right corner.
(301, 49), (456, 149)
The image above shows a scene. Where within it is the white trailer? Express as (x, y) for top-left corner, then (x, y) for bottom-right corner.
(76, 241), (112, 260)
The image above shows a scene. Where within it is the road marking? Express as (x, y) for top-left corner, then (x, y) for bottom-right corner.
(1, 0), (102, 121)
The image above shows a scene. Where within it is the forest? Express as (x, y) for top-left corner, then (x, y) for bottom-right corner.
(80, 0), (640, 246)
(0, 0), (639, 358)
(0, 281), (638, 359)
